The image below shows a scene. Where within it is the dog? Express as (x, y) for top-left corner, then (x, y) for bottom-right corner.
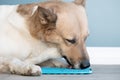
(0, 0), (90, 76)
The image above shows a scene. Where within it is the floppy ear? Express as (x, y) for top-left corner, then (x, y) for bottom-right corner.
(28, 6), (57, 39)
(74, 0), (86, 7)
(37, 6), (57, 25)
(17, 4), (37, 16)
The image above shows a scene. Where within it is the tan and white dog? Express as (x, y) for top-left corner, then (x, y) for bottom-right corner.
(0, 0), (90, 76)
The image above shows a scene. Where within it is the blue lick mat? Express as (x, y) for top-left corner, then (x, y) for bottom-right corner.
(41, 67), (92, 74)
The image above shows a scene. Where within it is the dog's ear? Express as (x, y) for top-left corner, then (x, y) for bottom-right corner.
(17, 4), (37, 17)
(73, 0), (86, 7)
(36, 6), (57, 25)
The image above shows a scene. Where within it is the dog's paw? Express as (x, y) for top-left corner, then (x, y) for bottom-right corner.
(9, 59), (41, 76)
(24, 65), (41, 76)
(10, 65), (41, 76)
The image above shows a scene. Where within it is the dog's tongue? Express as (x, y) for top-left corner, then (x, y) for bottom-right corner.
(67, 65), (73, 69)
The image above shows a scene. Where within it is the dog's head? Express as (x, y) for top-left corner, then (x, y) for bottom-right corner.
(18, 0), (90, 69)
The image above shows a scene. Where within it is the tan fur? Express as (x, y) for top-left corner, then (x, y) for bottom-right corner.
(28, 7), (57, 40)
(0, 0), (90, 76)
(74, 0), (86, 6)
(28, 1), (89, 67)
(17, 4), (36, 17)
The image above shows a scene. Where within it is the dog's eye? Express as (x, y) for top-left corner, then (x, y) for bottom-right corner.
(65, 38), (76, 44)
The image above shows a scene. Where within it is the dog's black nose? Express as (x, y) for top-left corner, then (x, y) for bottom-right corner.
(80, 60), (90, 69)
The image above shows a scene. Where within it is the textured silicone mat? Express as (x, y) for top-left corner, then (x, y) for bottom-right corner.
(41, 67), (92, 74)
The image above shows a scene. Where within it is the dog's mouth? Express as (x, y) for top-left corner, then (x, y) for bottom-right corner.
(62, 56), (74, 68)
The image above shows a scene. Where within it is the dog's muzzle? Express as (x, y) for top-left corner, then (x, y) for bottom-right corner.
(63, 56), (90, 69)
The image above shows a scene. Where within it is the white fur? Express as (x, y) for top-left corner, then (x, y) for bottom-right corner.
(0, 5), (61, 75)
(31, 6), (38, 16)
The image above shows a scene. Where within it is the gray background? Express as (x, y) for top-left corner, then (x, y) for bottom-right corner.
(0, 0), (120, 47)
